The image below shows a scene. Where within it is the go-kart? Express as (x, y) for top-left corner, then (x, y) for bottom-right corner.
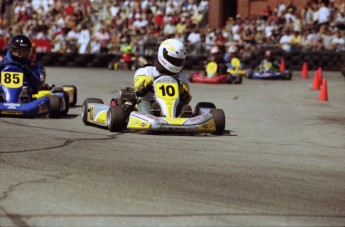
(226, 57), (246, 84)
(0, 62), (69, 118)
(189, 61), (242, 84)
(82, 75), (226, 135)
(246, 62), (292, 80)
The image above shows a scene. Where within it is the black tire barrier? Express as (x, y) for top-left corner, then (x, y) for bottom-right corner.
(36, 51), (345, 71)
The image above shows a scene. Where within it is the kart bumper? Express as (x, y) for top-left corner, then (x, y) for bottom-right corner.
(0, 97), (50, 117)
(127, 111), (217, 133)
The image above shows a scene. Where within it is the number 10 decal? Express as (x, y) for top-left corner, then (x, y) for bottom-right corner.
(159, 85), (175, 96)
(156, 83), (179, 100)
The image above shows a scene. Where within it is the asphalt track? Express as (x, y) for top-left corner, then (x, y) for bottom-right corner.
(1, 67), (345, 227)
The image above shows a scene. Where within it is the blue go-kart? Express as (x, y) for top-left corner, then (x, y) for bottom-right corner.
(246, 62), (292, 80)
(0, 62), (69, 118)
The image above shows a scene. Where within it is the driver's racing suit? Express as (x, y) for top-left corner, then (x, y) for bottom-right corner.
(134, 65), (192, 114)
(0, 50), (41, 94)
(258, 59), (280, 73)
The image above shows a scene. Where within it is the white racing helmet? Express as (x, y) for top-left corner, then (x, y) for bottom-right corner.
(228, 45), (237, 54)
(157, 39), (186, 74)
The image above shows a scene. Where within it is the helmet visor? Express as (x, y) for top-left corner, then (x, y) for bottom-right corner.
(10, 46), (32, 60)
(163, 48), (185, 67)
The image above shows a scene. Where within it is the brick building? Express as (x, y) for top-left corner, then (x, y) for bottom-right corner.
(208, 0), (343, 28)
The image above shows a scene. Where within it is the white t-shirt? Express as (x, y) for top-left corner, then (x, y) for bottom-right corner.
(318, 6), (330, 24)
(280, 35), (292, 52)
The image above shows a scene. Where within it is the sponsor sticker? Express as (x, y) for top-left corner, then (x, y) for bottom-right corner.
(1, 110), (23, 115)
(4, 103), (20, 109)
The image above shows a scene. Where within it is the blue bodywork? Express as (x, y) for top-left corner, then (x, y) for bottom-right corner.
(0, 63), (53, 117)
(252, 70), (290, 79)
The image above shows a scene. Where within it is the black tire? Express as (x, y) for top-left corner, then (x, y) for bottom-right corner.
(48, 95), (61, 118)
(63, 85), (77, 106)
(107, 105), (125, 132)
(234, 74), (243, 84)
(210, 108), (225, 135)
(194, 102), (216, 116)
(225, 73), (232, 84)
(61, 91), (70, 116)
(246, 69), (253, 79)
(82, 98), (104, 125)
(286, 71), (292, 80)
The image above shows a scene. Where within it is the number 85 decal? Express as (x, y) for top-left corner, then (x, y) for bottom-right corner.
(1, 72), (24, 88)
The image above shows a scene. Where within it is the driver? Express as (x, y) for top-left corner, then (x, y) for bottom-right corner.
(258, 50), (280, 73)
(134, 38), (192, 116)
(0, 35), (41, 94)
(203, 45), (228, 77)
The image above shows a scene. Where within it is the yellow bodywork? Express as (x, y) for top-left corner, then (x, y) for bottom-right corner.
(196, 119), (216, 131)
(206, 62), (218, 78)
(127, 116), (151, 129)
(227, 58), (246, 75)
(94, 110), (107, 124)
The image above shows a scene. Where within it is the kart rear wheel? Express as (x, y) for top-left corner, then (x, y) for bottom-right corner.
(82, 98), (104, 125)
(225, 73), (232, 84)
(246, 69), (253, 79)
(63, 85), (77, 106)
(284, 71), (292, 80)
(234, 74), (243, 84)
(48, 95), (61, 118)
(194, 102), (216, 116)
(210, 108), (225, 135)
(61, 91), (70, 116)
(107, 105), (125, 132)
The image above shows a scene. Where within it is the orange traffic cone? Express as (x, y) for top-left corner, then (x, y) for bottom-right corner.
(311, 69), (320, 90)
(319, 78), (328, 101)
(301, 61), (308, 79)
(280, 58), (285, 72)
(318, 67), (323, 85)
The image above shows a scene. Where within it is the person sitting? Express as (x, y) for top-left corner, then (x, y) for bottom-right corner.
(203, 45), (228, 78)
(0, 35), (41, 101)
(121, 44), (135, 70)
(134, 38), (192, 117)
(224, 44), (243, 69)
(258, 50), (280, 73)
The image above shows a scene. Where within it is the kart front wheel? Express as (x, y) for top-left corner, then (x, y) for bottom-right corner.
(48, 95), (61, 118)
(211, 108), (225, 135)
(107, 105), (125, 132)
(82, 98), (104, 125)
(194, 102), (216, 116)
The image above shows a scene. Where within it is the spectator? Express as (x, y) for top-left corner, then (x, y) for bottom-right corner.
(279, 29), (292, 52)
(94, 27), (110, 53)
(330, 29), (345, 51)
(290, 30), (302, 51)
(66, 25), (79, 53)
(77, 23), (91, 54)
(318, 1), (331, 28)
(301, 29), (313, 50)
(187, 27), (201, 55)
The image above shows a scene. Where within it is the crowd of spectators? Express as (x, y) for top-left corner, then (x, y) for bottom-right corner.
(0, 0), (344, 59)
